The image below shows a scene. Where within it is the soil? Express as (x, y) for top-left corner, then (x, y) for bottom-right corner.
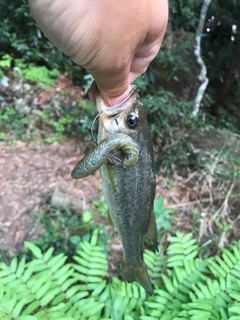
(0, 139), (102, 252)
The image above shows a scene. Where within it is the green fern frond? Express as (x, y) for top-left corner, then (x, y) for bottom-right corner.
(228, 301), (240, 320)
(144, 247), (167, 282)
(0, 233), (239, 320)
(167, 232), (198, 267)
(98, 277), (147, 319)
(0, 241), (107, 319)
(176, 299), (220, 320)
(143, 289), (171, 319)
(73, 240), (108, 292)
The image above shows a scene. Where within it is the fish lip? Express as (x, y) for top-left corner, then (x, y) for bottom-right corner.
(96, 85), (138, 116)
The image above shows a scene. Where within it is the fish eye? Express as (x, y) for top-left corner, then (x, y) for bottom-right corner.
(126, 112), (139, 129)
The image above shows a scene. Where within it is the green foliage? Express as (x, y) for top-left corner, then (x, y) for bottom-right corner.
(1, 231), (240, 319)
(154, 197), (176, 232)
(16, 203), (107, 262)
(1, 0), (240, 147)
(141, 232), (240, 320)
(0, 54), (12, 68)
(1, 55), (58, 87)
(169, 0), (201, 31)
(93, 196), (108, 218)
(0, 96), (96, 143)
(203, 0), (240, 82)
(35, 98), (96, 143)
(14, 60), (59, 87)
(29, 208), (86, 255)
(142, 88), (195, 143)
(0, 0), (86, 83)
(0, 107), (31, 142)
(0, 54), (92, 142)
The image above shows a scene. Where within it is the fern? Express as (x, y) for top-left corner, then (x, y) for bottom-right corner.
(144, 246), (167, 282)
(141, 233), (240, 320)
(0, 231), (240, 320)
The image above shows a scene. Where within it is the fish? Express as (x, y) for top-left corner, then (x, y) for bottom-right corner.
(71, 86), (157, 295)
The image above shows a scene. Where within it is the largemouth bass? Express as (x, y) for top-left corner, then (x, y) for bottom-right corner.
(72, 86), (157, 295)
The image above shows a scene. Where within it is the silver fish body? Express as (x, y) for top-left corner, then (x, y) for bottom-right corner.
(96, 87), (157, 295)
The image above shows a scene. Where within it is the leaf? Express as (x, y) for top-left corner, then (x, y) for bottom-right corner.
(35, 281), (51, 301)
(51, 293), (66, 306)
(40, 287), (61, 306)
(229, 292), (240, 302)
(208, 260), (226, 278)
(222, 248), (237, 265)
(232, 245), (240, 260)
(1, 274), (17, 285)
(24, 242), (43, 259)
(10, 258), (18, 273)
(62, 278), (78, 291)
(43, 247), (54, 262)
(48, 254), (67, 272)
(91, 280), (107, 297)
(84, 302), (105, 317)
(188, 300), (213, 311)
(82, 211), (93, 223)
(0, 262), (8, 270)
(162, 274), (175, 293)
(181, 233), (193, 243)
(215, 256), (230, 273)
(54, 265), (73, 281)
(12, 298), (26, 318)
(167, 243), (184, 254)
(228, 304), (240, 314)
(17, 316), (38, 320)
(16, 259), (26, 278)
(66, 285), (88, 299)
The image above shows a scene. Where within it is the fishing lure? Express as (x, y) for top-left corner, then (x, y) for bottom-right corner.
(71, 133), (139, 179)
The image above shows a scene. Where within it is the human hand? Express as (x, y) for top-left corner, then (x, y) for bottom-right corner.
(28, 0), (168, 105)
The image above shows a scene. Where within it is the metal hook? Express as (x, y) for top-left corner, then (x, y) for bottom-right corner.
(90, 108), (125, 166)
(90, 111), (103, 145)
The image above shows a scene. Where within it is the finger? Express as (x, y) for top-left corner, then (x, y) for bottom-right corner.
(130, 41), (162, 83)
(87, 65), (131, 106)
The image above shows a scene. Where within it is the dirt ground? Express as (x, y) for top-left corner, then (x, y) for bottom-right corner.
(0, 139), (103, 252)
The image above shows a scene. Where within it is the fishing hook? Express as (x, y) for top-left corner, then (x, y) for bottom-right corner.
(90, 111), (102, 145)
(90, 111), (123, 165)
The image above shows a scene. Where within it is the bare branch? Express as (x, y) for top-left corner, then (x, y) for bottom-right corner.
(192, 0), (212, 116)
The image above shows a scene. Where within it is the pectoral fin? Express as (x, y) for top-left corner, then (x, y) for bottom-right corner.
(104, 163), (118, 194)
(146, 212), (158, 252)
(107, 210), (115, 227)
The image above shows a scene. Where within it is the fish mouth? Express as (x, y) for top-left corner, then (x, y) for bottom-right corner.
(96, 85), (138, 116)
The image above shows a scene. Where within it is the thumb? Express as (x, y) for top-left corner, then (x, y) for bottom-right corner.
(87, 65), (131, 106)
(88, 81), (131, 106)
